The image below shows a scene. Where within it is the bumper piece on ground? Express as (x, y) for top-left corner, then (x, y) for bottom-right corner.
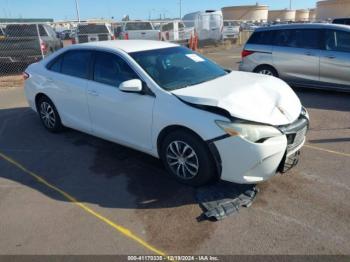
(196, 182), (258, 221)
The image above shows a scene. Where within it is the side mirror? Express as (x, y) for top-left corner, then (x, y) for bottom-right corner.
(119, 79), (143, 93)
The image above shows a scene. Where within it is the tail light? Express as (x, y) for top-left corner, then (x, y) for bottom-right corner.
(23, 72), (30, 80)
(40, 41), (48, 53)
(124, 33), (129, 40)
(72, 38), (76, 44)
(111, 35), (116, 40)
(241, 50), (255, 58)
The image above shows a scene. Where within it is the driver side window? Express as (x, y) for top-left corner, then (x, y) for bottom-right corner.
(93, 52), (139, 87)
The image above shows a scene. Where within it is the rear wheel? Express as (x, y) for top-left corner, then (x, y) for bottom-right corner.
(160, 130), (217, 186)
(254, 65), (278, 77)
(37, 96), (63, 133)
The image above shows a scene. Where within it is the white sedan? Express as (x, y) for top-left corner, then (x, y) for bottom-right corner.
(24, 40), (309, 186)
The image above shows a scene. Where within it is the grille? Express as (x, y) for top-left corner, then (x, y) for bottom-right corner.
(287, 126), (307, 151)
(279, 115), (309, 152)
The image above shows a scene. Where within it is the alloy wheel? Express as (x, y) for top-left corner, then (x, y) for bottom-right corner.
(40, 102), (56, 129)
(166, 141), (199, 180)
(259, 69), (273, 76)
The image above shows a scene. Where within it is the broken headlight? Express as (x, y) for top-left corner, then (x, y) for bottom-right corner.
(215, 120), (282, 143)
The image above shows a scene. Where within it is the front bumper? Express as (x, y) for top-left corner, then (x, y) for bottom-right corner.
(213, 135), (287, 184)
(212, 115), (309, 184)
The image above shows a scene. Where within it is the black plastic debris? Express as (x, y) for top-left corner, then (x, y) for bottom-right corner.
(196, 182), (258, 221)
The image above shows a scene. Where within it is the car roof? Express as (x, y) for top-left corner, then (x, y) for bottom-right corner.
(255, 23), (350, 32)
(76, 40), (179, 53)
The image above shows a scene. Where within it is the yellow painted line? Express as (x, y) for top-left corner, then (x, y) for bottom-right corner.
(305, 144), (350, 158)
(0, 151), (167, 257)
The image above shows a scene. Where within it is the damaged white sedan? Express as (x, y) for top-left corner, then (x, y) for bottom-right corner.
(24, 40), (309, 186)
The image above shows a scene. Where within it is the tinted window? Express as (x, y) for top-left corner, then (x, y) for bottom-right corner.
(333, 19), (350, 25)
(5, 24), (47, 37)
(161, 23), (173, 32)
(61, 51), (92, 79)
(247, 30), (275, 45)
(48, 56), (62, 73)
(274, 29), (320, 49)
(93, 52), (138, 86)
(325, 30), (350, 52)
(125, 22), (153, 31)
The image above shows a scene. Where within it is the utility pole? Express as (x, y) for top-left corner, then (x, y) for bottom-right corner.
(289, 0), (292, 10)
(74, 0), (81, 23)
(179, 0), (182, 19)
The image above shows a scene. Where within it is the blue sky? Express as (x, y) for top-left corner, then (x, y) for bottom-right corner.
(1, 0), (318, 21)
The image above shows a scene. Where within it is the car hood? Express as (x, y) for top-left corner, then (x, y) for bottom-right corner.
(171, 71), (302, 126)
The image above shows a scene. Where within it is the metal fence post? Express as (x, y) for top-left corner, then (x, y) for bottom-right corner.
(36, 24), (44, 59)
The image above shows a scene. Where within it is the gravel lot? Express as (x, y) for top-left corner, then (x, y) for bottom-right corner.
(0, 46), (349, 256)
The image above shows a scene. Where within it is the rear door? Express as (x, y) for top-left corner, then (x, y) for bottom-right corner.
(46, 50), (93, 132)
(319, 29), (350, 90)
(272, 29), (321, 85)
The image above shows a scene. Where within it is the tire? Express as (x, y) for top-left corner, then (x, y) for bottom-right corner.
(37, 96), (63, 133)
(254, 65), (278, 77)
(160, 130), (218, 186)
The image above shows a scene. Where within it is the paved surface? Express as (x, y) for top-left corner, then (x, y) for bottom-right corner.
(0, 46), (349, 255)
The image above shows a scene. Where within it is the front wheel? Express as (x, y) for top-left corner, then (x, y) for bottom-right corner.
(160, 130), (218, 186)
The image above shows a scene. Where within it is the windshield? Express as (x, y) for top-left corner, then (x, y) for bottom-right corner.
(130, 47), (227, 91)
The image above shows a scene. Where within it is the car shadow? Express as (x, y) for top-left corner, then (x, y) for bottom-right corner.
(293, 87), (350, 112)
(0, 107), (250, 212)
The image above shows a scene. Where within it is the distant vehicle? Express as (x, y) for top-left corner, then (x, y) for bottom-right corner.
(74, 23), (115, 44)
(222, 21), (240, 39)
(59, 30), (74, 40)
(239, 23), (350, 92)
(121, 21), (160, 40)
(160, 20), (193, 42)
(24, 40), (308, 186)
(0, 24), (62, 70)
(333, 18), (350, 25)
(183, 10), (223, 40)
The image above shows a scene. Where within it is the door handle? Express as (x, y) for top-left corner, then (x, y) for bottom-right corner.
(88, 90), (99, 96)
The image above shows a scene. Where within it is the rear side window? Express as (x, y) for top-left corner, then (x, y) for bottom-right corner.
(274, 29), (320, 49)
(247, 30), (275, 45)
(93, 52), (138, 87)
(325, 30), (350, 52)
(61, 51), (92, 79)
(333, 19), (350, 25)
(48, 56), (62, 73)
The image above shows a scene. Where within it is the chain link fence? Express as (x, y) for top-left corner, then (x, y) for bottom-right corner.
(0, 23), (63, 77)
(0, 19), (260, 84)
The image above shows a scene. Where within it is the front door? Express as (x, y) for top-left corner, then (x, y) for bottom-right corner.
(86, 51), (155, 151)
